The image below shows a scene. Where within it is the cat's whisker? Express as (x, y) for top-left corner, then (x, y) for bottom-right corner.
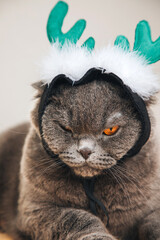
(36, 160), (66, 178)
(32, 157), (62, 168)
(116, 164), (141, 182)
(112, 167), (138, 207)
(109, 167), (132, 207)
(108, 168), (130, 205)
(117, 161), (147, 180)
(113, 166), (155, 212)
(33, 160), (56, 169)
(116, 164), (153, 197)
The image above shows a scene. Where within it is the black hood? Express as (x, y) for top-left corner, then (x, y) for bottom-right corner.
(38, 68), (151, 161)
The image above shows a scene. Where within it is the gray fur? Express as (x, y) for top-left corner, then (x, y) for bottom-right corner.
(0, 79), (160, 240)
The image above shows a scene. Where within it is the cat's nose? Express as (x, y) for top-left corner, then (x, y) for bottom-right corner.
(79, 148), (92, 160)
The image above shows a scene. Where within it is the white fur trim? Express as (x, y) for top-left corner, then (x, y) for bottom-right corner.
(40, 42), (160, 100)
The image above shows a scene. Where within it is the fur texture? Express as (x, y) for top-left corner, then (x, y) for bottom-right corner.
(40, 42), (160, 100)
(0, 79), (160, 240)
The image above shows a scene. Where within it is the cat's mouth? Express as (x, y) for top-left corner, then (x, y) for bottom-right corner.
(59, 153), (117, 177)
(72, 160), (116, 177)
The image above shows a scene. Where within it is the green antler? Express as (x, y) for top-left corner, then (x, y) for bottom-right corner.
(47, 1), (95, 51)
(114, 20), (160, 64)
(114, 35), (130, 51)
(133, 20), (160, 63)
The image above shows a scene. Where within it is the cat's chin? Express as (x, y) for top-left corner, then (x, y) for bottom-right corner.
(67, 160), (117, 177)
(73, 165), (104, 178)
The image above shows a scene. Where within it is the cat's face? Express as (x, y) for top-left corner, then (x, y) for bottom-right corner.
(41, 80), (141, 177)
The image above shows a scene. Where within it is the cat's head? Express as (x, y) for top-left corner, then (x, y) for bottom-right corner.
(31, 70), (146, 178)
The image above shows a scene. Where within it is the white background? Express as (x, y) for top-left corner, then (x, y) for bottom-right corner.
(0, 0), (160, 132)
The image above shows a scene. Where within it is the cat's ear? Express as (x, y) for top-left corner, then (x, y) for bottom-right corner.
(31, 81), (62, 135)
(32, 81), (46, 98)
(30, 81), (46, 135)
(144, 95), (156, 107)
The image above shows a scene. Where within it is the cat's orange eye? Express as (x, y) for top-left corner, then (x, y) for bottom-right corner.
(103, 125), (119, 136)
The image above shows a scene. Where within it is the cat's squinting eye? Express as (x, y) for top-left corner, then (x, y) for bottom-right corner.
(60, 124), (72, 133)
(103, 125), (119, 136)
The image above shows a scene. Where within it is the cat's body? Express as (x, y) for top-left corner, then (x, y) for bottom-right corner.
(0, 79), (160, 240)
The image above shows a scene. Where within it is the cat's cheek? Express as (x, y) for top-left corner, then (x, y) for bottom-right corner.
(43, 136), (66, 154)
(42, 124), (73, 154)
(100, 136), (127, 160)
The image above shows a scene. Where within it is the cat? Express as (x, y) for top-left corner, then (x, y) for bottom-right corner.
(0, 75), (160, 240)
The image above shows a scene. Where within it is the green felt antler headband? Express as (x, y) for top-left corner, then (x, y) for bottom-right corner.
(47, 1), (95, 50)
(114, 20), (160, 64)
(47, 1), (160, 64)
(42, 1), (160, 101)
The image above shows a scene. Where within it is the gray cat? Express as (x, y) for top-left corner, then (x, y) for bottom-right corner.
(0, 69), (160, 240)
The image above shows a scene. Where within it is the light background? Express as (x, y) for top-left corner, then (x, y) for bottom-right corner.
(0, 2), (160, 239)
(0, 0), (160, 132)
